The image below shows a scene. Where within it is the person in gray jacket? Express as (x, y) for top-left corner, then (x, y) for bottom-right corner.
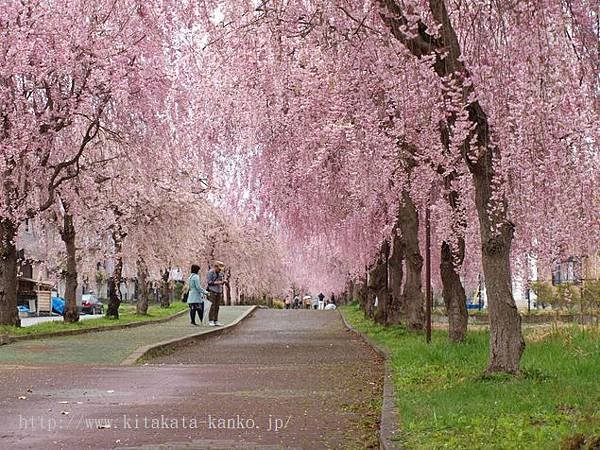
(187, 264), (209, 325)
(206, 260), (225, 326)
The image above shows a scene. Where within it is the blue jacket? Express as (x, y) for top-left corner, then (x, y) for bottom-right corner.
(187, 274), (208, 303)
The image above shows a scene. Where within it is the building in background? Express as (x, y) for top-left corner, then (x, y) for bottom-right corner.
(551, 254), (599, 286)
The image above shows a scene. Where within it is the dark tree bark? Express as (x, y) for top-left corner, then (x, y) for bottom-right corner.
(136, 256), (149, 315)
(356, 268), (368, 314)
(364, 267), (376, 319)
(398, 191), (424, 330)
(60, 211), (79, 323)
(345, 278), (354, 305)
(224, 268), (231, 306)
(355, 277), (368, 314)
(437, 149), (468, 342)
(387, 228), (404, 326)
(224, 283), (231, 306)
(440, 241), (468, 342)
(106, 231), (124, 319)
(476, 189), (523, 373)
(0, 220), (19, 326)
(371, 241), (390, 325)
(234, 277), (240, 305)
(160, 268), (170, 308)
(106, 255), (122, 319)
(106, 206), (127, 319)
(378, 0), (524, 373)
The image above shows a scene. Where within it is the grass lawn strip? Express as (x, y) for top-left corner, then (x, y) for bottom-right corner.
(341, 304), (600, 450)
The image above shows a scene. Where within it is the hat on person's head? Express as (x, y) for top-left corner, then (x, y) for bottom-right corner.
(214, 260), (225, 269)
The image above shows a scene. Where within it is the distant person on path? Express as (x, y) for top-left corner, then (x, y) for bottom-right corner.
(318, 292), (325, 310)
(304, 296), (312, 309)
(206, 260), (226, 326)
(330, 293), (336, 305)
(187, 264), (209, 326)
(311, 295), (319, 310)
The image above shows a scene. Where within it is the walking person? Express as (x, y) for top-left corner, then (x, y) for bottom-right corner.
(187, 264), (209, 326)
(206, 260), (226, 326)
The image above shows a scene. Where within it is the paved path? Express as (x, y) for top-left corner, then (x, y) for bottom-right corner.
(0, 309), (384, 449)
(21, 314), (101, 327)
(0, 306), (251, 365)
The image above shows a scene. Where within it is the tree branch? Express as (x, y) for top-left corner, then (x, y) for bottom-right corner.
(35, 97), (109, 215)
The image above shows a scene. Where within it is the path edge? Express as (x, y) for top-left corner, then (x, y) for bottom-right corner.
(339, 311), (402, 450)
(8, 309), (188, 343)
(121, 305), (258, 366)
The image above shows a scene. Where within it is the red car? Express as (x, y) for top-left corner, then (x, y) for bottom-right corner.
(79, 294), (104, 315)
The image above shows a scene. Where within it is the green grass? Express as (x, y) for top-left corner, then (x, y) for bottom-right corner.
(0, 302), (188, 338)
(341, 304), (600, 450)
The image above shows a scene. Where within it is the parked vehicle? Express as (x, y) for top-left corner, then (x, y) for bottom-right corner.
(80, 294), (104, 315)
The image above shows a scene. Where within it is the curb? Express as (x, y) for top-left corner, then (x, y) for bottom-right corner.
(339, 311), (402, 450)
(9, 309), (188, 343)
(121, 305), (258, 366)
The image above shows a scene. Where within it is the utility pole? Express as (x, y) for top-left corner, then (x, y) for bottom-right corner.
(425, 206), (432, 344)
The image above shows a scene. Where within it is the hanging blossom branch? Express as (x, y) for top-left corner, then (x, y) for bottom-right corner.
(34, 96), (110, 215)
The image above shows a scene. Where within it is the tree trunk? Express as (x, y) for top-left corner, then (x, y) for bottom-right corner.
(106, 231), (123, 319)
(474, 174), (524, 373)
(399, 191), (424, 330)
(371, 241), (390, 325)
(440, 241), (467, 342)
(364, 273), (375, 319)
(160, 268), (170, 308)
(355, 278), (368, 314)
(437, 161), (468, 342)
(224, 268), (231, 306)
(387, 228), (404, 325)
(351, 279), (358, 303)
(378, 0), (524, 373)
(107, 210), (126, 319)
(431, 0), (524, 370)
(223, 283), (230, 306)
(106, 254), (122, 319)
(0, 220), (19, 326)
(345, 278), (354, 305)
(60, 213), (79, 323)
(136, 257), (149, 315)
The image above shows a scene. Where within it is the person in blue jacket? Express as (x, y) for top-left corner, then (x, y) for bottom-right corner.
(187, 264), (209, 326)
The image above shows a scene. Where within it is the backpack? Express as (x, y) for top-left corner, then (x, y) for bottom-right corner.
(181, 279), (190, 302)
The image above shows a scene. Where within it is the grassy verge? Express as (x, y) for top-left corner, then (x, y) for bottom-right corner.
(0, 302), (188, 338)
(341, 304), (600, 450)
